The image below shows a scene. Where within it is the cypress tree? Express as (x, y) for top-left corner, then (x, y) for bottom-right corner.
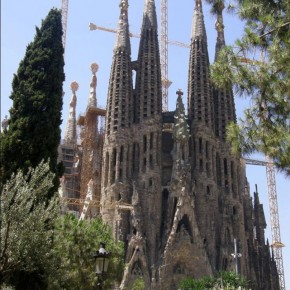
(1, 8), (65, 191)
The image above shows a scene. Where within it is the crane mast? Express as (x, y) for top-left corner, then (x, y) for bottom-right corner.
(160, 0), (169, 112)
(266, 156), (285, 290)
(245, 158), (285, 290)
(61, 0), (69, 53)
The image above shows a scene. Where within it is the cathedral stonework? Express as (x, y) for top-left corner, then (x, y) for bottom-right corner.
(61, 0), (280, 289)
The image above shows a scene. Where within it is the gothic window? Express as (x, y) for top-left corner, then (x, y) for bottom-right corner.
(111, 148), (117, 184)
(131, 261), (143, 276)
(224, 158), (228, 176)
(113, 148), (117, 166)
(177, 215), (193, 243)
(132, 143), (140, 174)
(173, 263), (185, 274)
(231, 161), (234, 178)
(199, 138), (202, 153)
(206, 185), (210, 195)
(104, 152), (109, 187)
(143, 135), (147, 152)
(233, 206), (237, 216)
(205, 141), (209, 158)
(199, 159), (203, 171)
(222, 257), (228, 271)
(149, 154), (153, 168)
(225, 228), (230, 252)
(150, 132), (154, 149)
(216, 153), (221, 186)
(206, 162), (210, 176)
(120, 145), (124, 162)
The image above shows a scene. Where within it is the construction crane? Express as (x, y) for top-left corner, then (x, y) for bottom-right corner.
(61, 0), (69, 53)
(89, 22), (189, 48)
(160, 0), (169, 111)
(245, 158), (285, 290)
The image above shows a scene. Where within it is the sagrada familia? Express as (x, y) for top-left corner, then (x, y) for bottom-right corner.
(59, 0), (280, 288)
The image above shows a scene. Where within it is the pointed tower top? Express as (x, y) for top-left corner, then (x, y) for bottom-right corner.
(196, 0), (202, 8)
(70, 81), (79, 93)
(115, 0), (131, 54)
(191, 0), (206, 39)
(64, 81), (78, 145)
(142, 0), (158, 29)
(254, 184), (260, 206)
(87, 63), (98, 109)
(174, 89), (190, 144)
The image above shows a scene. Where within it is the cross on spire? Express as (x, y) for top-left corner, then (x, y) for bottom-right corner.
(176, 89), (184, 98)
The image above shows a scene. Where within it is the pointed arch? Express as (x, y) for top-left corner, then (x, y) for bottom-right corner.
(176, 214), (193, 243)
(131, 260), (143, 276)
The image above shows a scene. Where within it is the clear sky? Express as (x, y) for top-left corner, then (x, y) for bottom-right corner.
(1, 0), (289, 288)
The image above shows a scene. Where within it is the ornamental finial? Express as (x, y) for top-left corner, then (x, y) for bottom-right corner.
(70, 81), (79, 93)
(91, 63), (99, 74)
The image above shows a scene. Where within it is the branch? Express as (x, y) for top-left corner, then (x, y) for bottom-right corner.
(260, 21), (290, 38)
(1, 220), (11, 273)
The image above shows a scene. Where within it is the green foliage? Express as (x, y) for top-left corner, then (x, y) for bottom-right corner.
(0, 162), (124, 289)
(0, 8), (65, 189)
(207, 0), (290, 175)
(179, 271), (249, 290)
(131, 277), (145, 290)
(48, 214), (124, 290)
(215, 271), (249, 289)
(0, 161), (59, 289)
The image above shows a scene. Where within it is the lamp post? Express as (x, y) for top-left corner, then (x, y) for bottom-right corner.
(93, 242), (111, 290)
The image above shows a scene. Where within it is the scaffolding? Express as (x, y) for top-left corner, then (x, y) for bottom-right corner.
(77, 107), (106, 217)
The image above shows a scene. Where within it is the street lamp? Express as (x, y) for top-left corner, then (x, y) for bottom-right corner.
(93, 242), (111, 290)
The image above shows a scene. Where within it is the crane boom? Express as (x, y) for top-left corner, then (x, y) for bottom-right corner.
(89, 22), (189, 48)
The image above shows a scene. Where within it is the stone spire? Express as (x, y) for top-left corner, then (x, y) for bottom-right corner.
(101, 0), (133, 239)
(105, 0), (133, 135)
(143, 0), (158, 29)
(188, 0), (214, 130)
(190, 0), (207, 39)
(87, 63), (98, 109)
(79, 63), (100, 200)
(134, 0), (162, 122)
(115, 0), (131, 55)
(64, 81), (78, 145)
(174, 90), (190, 146)
(213, 4), (236, 139)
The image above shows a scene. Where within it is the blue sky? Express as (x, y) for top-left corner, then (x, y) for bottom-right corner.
(1, 0), (289, 287)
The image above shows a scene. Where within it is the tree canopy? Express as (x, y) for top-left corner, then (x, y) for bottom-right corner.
(0, 161), (124, 290)
(0, 8), (65, 189)
(0, 161), (59, 289)
(48, 214), (124, 290)
(179, 271), (249, 290)
(207, 0), (290, 175)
